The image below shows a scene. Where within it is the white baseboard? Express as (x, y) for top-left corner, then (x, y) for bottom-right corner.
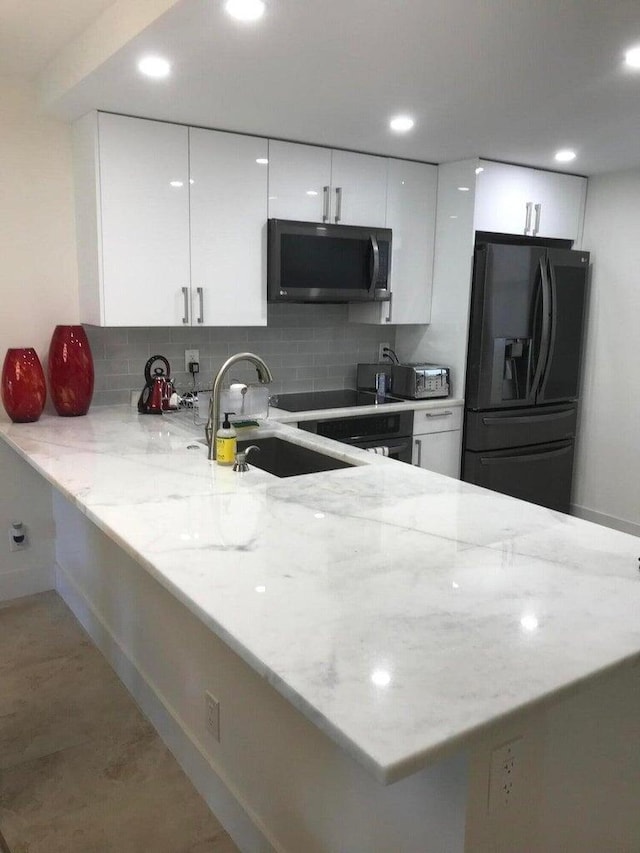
(571, 504), (640, 538)
(0, 563), (54, 602)
(55, 562), (275, 853)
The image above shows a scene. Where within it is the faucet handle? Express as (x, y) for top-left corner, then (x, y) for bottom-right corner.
(233, 445), (260, 472)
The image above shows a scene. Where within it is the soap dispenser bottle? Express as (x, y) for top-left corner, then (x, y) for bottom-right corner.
(216, 412), (237, 465)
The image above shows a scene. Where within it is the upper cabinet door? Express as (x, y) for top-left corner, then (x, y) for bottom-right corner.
(98, 113), (190, 326)
(474, 162), (535, 236)
(529, 171), (587, 243)
(267, 140), (332, 223)
(330, 150), (388, 227)
(474, 160), (587, 244)
(385, 159), (437, 324)
(189, 128), (268, 327)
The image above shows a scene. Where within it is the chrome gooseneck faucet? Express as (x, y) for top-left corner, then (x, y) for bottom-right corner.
(206, 352), (274, 460)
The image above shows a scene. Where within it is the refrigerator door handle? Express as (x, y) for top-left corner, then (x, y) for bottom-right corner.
(538, 258), (558, 399)
(481, 409), (574, 426)
(530, 257), (551, 399)
(479, 440), (572, 465)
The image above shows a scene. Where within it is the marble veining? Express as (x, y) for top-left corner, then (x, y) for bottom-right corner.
(2, 407), (639, 785)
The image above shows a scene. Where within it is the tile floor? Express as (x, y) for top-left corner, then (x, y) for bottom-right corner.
(0, 591), (239, 853)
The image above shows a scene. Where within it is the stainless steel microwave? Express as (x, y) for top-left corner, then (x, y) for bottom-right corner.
(267, 219), (392, 304)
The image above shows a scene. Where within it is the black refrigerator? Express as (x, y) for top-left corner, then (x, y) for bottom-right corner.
(461, 233), (590, 513)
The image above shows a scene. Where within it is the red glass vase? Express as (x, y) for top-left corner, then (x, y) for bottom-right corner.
(1, 348), (47, 423)
(48, 325), (95, 416)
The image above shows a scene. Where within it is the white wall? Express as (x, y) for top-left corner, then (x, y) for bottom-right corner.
(0, 77), (79, 597)
(0, 77), (79, 361)
(572, 168), (640, 534)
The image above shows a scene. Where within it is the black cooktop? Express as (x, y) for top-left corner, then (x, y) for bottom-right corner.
(271, 389), (402, 413)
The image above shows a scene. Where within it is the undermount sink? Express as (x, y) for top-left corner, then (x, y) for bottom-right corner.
(237, 437), (353, 478)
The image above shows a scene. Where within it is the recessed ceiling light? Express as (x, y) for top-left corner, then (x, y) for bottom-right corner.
(225, 0), (265, 21)
(624, 45), (640, 68)
(169, 180), (184, 187)
(555, 149), (577, 163)
(255, 157), (269, 164)
(475, 166), (484, 175)
(137, 55), (171, 78)
(457, 186), (470, 192)
(306, 190), (318, 196)
(389, 115), (414, 133)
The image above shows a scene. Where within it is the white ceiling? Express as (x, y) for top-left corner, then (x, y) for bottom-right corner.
(17, 0), (640, 174)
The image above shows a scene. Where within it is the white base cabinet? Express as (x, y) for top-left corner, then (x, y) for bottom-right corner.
(412, 406), (462, 478)
(73, 112), (267, 327)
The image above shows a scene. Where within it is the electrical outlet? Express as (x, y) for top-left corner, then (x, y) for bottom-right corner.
(185, 349), (200, 372)
(378, 342), (391, 362)
(488, 737), (522, 813)
(9, 521), (27, 552)
(205, 691), (220, 741)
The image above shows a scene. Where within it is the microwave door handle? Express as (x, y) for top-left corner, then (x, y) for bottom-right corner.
(370, 234), (380, 293)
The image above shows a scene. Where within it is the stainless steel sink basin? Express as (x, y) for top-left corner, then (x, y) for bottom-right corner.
(237, 437), (353, 477)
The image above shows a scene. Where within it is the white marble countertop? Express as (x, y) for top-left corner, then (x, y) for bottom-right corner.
(2, 407), (639, 785)
(268, 395), (464, 423)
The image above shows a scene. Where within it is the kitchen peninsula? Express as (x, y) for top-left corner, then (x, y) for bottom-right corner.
(2, 408), (639, 852)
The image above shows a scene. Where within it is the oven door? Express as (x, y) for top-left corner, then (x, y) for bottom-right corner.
(298, 410), (414, 464)
(351, 436), (413, 463)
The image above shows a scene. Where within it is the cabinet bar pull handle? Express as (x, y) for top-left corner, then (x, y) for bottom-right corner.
(334, 187), (342, 223)
(322, 186), (330, 222)
(533, 203), (542, 236)
(414, 438), (422, 467)
(425, 410), (453, 418)
(524, 201), (533, 234)
(385, 290), (393, 323)
(197, 287), (204, 324)
(182, 287), (189, 325)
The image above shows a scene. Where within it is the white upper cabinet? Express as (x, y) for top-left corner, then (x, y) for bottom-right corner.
(349, 158), (437, 325)
(385, 159), (437, 324)
(267, 141), (332, 223)
(474, 160), (587, 244)
(267, 141), (387, 227)
(329, 150), (388, 227)
(529, 169), (588, 243)
(73, 113), (267, 327)
(189, 128), (268, 327)
(82, 112), (191, 326)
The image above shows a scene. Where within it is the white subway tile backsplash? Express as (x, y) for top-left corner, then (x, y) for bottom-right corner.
(84, 304), (396, 405)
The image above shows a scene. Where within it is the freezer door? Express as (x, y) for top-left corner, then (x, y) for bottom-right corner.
(462, 439), (575, 513)
(536, 248), (589, 404)
(464, 404), (577, 451)
(466, 242), (547, 410)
